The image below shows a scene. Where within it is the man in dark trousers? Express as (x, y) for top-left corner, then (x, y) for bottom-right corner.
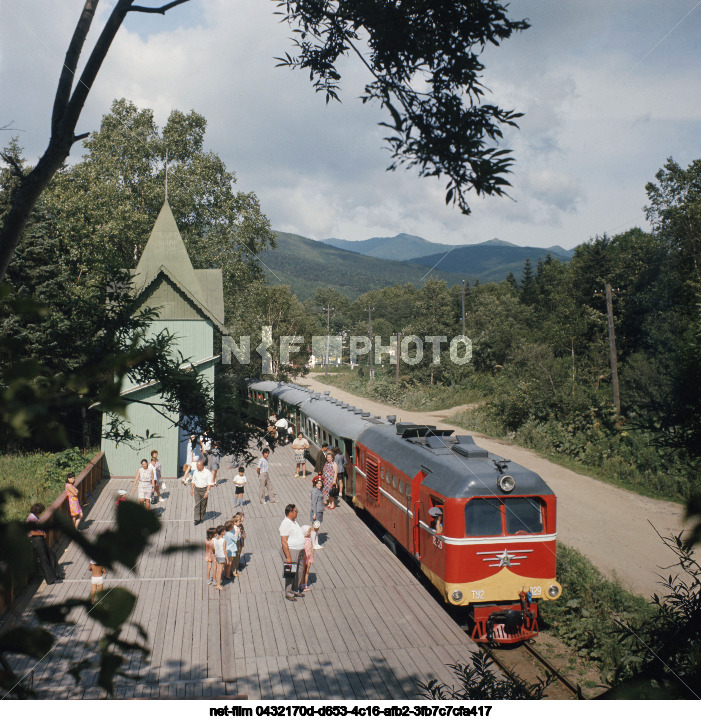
(314, 442), (329, 474)
(26, 503), (63, 584)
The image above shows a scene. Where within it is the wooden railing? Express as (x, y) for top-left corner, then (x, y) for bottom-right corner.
(0, 451), (105, 615)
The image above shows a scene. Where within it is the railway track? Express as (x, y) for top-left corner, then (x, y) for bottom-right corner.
(485, 639), (583, 699)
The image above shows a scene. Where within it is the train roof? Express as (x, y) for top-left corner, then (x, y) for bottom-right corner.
(270, 384), (313, 406)
(357, 424), (554, 499)
(298, 393), (386, 440)
(248, 380), (280, 393)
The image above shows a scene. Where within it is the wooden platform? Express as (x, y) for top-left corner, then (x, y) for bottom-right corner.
(4, 444), (479, 699)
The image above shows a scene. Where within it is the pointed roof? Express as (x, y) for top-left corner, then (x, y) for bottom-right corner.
(131, 202), (225, 327)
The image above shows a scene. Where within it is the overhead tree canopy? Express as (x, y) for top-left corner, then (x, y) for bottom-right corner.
(0, 0), (529, 281)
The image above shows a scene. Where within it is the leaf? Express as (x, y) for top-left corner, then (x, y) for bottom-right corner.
(35, 599), (86, 624)
(89, 587), (137, 630)
(0, 626), (54, 658)
(97, 652), (123, 696)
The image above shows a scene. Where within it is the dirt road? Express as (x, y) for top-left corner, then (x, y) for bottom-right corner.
(303, 375), (687, 599)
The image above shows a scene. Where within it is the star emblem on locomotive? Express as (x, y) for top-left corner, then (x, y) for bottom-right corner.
(497, 549), (514, 567)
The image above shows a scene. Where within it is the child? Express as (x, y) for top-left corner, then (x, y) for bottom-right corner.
(205, 528), (216, 585)
(65, 472), (83, 529)
(223, 521), (238, 581)
(212, 525), (226, 591)
(234, 466), (247, 507)
(299, 525), (314, 592)
(115, 489), (127, 507)
(88, 559), (106, 604)
(237, 512), (247, 571)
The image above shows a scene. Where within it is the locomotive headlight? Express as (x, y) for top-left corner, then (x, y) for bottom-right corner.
(547, 583), (562, 599)
(497, 474), (515, 493)
(451, 590), (463, 602)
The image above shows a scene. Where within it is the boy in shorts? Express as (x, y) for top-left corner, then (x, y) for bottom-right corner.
(234, 466), (247, 507)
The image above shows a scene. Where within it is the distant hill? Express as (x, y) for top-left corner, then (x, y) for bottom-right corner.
(408, 242), (573, 282)
(261, 232), (466, 301)
(320, 233), (457, 261)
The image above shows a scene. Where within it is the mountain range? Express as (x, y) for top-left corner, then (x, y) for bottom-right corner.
(261, 232), (574, 301)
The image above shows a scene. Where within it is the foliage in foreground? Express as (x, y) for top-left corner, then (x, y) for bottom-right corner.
(417, 649), (550, 700)
(601, 531), (701, 699)
(0, 490), (165, 698)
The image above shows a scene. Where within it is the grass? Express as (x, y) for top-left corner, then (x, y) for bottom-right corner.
(541, 543), (655, 686)
(1, 447), (98, 523)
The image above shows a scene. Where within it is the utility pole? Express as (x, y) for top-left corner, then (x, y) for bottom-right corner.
(461, 279), (466, 338)
(396, 331), (401, 385)
(322, 304), (334, 376)
(365, 305), (374, 379)
(595, 283), (621, 414)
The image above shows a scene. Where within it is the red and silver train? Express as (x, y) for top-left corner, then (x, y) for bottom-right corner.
(247, 380), (562, 644)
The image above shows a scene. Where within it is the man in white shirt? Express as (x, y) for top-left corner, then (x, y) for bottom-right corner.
(275, 416), (289, 445)
(279, 504), (305, 601)
(190, 460), (214, 525)
(256, 449), (278, 504)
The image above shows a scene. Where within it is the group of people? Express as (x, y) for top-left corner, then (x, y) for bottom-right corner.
(205, 511), (247, 591)
(130, 449), (163, 511)
(312, 442), (346, 511)
(267, 413), (294, 446)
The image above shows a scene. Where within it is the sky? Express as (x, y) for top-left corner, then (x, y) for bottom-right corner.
(2, 1), (701, 250)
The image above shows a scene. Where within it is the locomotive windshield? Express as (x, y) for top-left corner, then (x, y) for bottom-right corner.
(465, 497), (544, 536)
(504, 497), (543, 534)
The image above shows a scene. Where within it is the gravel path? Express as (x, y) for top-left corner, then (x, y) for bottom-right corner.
(303, 375), (687, 599)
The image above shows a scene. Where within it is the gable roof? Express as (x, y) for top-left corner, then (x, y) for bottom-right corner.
(130, 202), (224, 327)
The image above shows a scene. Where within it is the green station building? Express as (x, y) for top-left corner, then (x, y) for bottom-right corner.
(101, 201), (225, 478)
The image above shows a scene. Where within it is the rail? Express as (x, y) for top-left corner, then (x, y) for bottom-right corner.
(0, 451), (105, 615)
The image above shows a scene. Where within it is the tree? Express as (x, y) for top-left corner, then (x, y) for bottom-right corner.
(45, 99), (274, 322)
(1, 0), (530, 281)
(643, 159), (701, 457)
(519, 257), (537, 305)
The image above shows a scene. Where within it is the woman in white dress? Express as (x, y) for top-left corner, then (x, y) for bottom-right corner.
(131, 459), (156, 510)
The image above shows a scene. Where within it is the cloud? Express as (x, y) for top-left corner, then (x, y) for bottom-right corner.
(3, 1), (701, 251)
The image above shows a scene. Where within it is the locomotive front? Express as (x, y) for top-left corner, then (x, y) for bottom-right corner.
(420, 438), (562, 644)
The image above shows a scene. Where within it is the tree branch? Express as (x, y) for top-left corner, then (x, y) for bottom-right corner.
(52, 1), (99, 136)
(0, 152), (25, 179)
(129, 0), (191, 14)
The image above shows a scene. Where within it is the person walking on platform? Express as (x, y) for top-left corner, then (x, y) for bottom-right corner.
(279, 504), (305, 601)
(292, 431), (310, 478)
(310, 477), (324, 549)
(333, 446), (346, 502)
(190, 459), (214, 525)
(314, 442), (329, 474)
(322, 452), (339, 510)
(257, 449), (278, 504)
(209, 441), (222, 485)
(131, 460), (156, 511)
(26, 503), (63, 584)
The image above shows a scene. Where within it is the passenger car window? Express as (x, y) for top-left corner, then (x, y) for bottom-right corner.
(465, 498), (502, 536)
(504, 498), (543, 534)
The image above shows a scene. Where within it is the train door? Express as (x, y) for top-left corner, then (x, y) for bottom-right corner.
(341, 436), (353, 497)
(409, 470), (428, 558)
